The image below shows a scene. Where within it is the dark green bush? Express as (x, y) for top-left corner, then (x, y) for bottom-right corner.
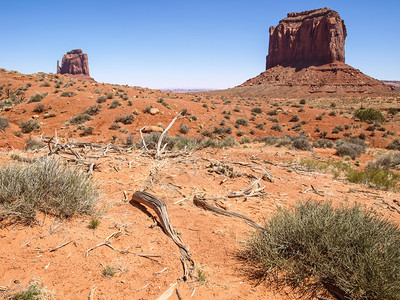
(0, 158), (99, 223)
(354, 108), (385, 123)
(69, 113), (92, 125)
(243, 201), (400, 299)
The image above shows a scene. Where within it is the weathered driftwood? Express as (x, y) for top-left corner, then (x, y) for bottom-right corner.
(130, 191), (195, 281)
(193, 195), (262, 230)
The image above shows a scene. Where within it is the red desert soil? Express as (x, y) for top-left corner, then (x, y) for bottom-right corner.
(1, 69), (400, 299)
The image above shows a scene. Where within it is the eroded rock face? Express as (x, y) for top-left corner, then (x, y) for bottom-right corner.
(266, 7), (346, 69)
(57, 49), (92, 79)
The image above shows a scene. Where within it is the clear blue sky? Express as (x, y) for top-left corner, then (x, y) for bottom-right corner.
(1, 0), (399, 89)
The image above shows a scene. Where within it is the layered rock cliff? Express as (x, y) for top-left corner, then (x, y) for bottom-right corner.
(266, 7), (346, 69)
(57, 49), (93, 81)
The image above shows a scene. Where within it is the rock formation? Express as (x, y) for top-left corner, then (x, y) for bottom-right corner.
(266, 8), (346, 69)
(57, 49), (94, 81)
(238, 8), (391, 97)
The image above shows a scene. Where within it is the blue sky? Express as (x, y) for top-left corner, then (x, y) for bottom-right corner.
(1, 0), (399, 89)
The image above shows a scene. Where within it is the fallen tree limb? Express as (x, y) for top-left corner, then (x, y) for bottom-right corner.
(130, 191), (195, 282)
(193, 195), (262, 230)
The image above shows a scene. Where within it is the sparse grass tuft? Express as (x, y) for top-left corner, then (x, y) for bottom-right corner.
(242, 201), (400, 299)
(88, 218), (100, 229)
(0, 157), (99, 224)
(12, 279), (55, 299)
(102, 266), (116, 277)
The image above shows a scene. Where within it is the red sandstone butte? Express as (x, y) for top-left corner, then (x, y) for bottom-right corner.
(266, 7), (346, 69)
(57, 49), (94, 81)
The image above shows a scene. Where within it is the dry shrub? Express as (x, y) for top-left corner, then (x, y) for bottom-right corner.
(242, 201), (400, 299)
(0, 158), (99, 224)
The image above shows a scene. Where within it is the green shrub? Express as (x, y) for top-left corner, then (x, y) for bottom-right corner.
(19, 119), (40, 133)
(354, 108), (385, 123)
(88, 218), (100, 229)
(346, 168), (399, 190)
(291, 135), (312, 151)
(242, 201), (400, 299)
(60, 91), (77, 97)
(0, 116), (9, 131)
(0, 158), (99, 224)
(388, 107), (398, 115)
(271, 123), (282, 132)
(267, 109), (278, 116)
(299, 99), (306, 105)
(235, 118), (249, 127)
(313, 138), (334, 149)
(24, 138), (46, 150)
(12, 279), (54, 299)
(96, 96), (107, 103)
(109, 99), (122, 109)
(179, 123), (190, 134)
(289, 115), (299, 122)
(115, 114), (135, 125)
(28, 92), (48, 103)
(388, 139), (400, 150)
(33, 103), (45, 113)
(69, 113), (92, 125)
(368, 153), (400, 170)
(239, 136), (252, 144)
(102, 266), (116, 277)
(335, 138), (367, 159)
(84, 104), (102, 116)
(251, 107), (263, 114)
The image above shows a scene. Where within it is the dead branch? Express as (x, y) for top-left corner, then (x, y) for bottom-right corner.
(130, 191), (195, 282)
(50, 241), (72, 252)
(156, 111), (184, 159)
(227, 178), (266, 198)
(193, 195), (262, 230)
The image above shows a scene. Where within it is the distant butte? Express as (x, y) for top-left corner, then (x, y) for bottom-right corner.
(239, 8), (391, 96)
(57, 49), (94, 81)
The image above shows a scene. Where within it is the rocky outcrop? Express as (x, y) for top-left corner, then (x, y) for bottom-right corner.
(266, 8), (346, 69)
(57, 49), (93, 80)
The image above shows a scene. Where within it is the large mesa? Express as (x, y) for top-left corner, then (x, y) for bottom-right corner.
(57, 49), (94, 81)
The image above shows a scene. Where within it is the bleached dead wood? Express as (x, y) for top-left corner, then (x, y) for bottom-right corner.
(156, 111), (185, 159)
(130, 191), (195, 282)
(193, 195), (262, 230)
(227, 178), (266, 198)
